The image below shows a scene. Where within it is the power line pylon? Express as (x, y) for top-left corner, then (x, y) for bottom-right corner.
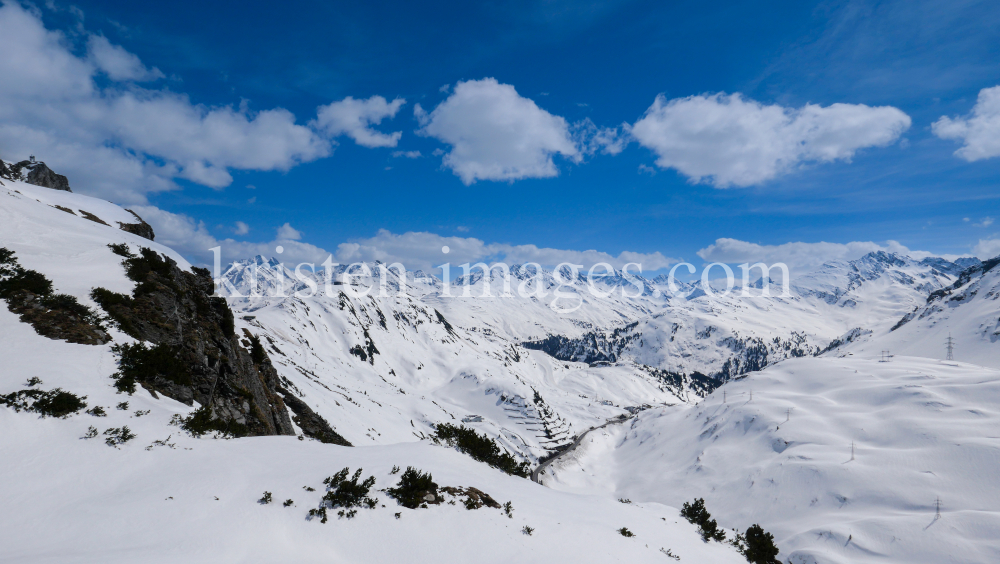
(946, 333), (955, 361)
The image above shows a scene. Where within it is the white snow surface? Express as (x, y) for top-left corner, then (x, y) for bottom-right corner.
(0, 179), (741, 563)
(3, 179), (999, 563)
(544, 356), (1000, 564)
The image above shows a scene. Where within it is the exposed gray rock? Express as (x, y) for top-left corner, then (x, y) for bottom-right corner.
(118, 209), (156, 241)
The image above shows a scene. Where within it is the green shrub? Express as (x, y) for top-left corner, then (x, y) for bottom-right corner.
(618, 527), (635, 537)
(90, 287), (141, 338)
(283, 499), (294, 507)
(0, 266), (52, 297)
(247, 334), (267, 364)
(434, 423), (530, 477)
(522, 525), (534, 536)
(681, 498), (726, 542)
(259, 491), (272, 504)
(107, 243), (133, 258)
(309, 467), (377, 523)
(386, 466), (437, 509)
(111, 342), (191, 394)
(123, 247), (173, 283)
(86, 405), (107, 417)
(83, 426), (98, 439)
(180, 405), (249, 438)
(738, 524), (780, 564)
(0, 388), (87, 418)
(104, 426), (136, 447)
(25, 376), (42, 387)
(503, 501), (514, 518)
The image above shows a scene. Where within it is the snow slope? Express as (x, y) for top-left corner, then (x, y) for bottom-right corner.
(543, 355), (1000, 564)
(0, 177), (742, 563)
(0, 303), (742, 564)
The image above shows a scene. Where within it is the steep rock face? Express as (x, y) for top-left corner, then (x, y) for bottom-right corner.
(23, 161), (71, 192)
(2, 159), (72, 192)
(93, 246), (299, 437)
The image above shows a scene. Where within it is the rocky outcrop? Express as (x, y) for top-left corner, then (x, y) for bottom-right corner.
(274, 382), (352, 446)
(23, 161), (71, 192)
(118, 209), (156, 241)
(1, 158), (71, 191)
(92, 245), (298, 437)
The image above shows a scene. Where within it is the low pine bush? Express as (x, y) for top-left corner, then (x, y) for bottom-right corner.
(0, 388), (87, 418)
(180, 405), (249, 438)
(386, 466), (437, 509)
(111, 342), (191, 394)
(103, 426), (136, 447)
(681, 498), (726, 542)
(434, 423), (530, 477)
(308, 467), (377, 523)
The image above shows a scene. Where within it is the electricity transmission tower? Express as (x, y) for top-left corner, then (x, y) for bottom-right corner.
(946, 334), (955, 361)
(935, 497), (942, 520)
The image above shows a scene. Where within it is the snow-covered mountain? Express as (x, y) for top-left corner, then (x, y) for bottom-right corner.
(833, 256), (1000, 369)
(4, 167), (999, 564)
(0, 174), (744, 564)
(521, 251), (970, 380)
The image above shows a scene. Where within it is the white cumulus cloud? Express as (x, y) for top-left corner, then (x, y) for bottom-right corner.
(335, 229), (675, 273)
(86, 34), (163, 81)
(416, 78), (580, 184)
(933, 86), (1000, 161)
(973, 239), (1000, 260)
(631, 93), (911, 187)
(313, 96), (405, 148)
(0, 3), (399, 203)
(276, 223), (302, 241)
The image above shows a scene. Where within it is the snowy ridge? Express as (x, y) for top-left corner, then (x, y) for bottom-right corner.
(837, 255), (1000, 369)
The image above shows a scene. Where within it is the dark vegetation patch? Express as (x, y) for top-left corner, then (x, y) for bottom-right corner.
(0, 248), (108, 345)
(0, 388), (87, 417)
(681, 498), (726, 542)
(681, 497), (780, 564)
(307, 467), (377, 523)
(386, 466), (437, 509)
(110, 342), (190, 394)
(104, 426), (136, 447)
(434, 423), (530, 477)
(178, 405), (249, 438)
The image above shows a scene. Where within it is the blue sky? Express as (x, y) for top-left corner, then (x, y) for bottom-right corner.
(1, 0), (999, 273)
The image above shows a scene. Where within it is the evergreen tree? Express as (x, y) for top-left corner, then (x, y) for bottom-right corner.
(743, 524), (780, 564)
